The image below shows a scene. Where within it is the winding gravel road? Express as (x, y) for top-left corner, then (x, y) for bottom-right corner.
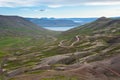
(58, 35), (80, 48)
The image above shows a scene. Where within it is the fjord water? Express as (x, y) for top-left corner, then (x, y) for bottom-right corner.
(43, 26), (76, 31)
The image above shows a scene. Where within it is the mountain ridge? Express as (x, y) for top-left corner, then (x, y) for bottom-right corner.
(26, 17), (97, 27)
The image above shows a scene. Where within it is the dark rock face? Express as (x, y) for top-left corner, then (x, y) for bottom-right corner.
(106, 19), (120, 26)
(110, 55), (120, 72)
(7, 68), (26, 77)
(107, 36), (120, 44)
(0, 68), (3, 75)
(97, 17), (108, 21)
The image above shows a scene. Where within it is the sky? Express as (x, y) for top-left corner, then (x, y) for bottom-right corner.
(0, 0), (120, 18)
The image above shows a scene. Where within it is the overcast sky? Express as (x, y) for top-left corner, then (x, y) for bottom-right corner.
(0, 0), (120, 18)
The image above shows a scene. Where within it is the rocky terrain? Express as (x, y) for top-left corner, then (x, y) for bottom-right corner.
(0, 16), (120, 80)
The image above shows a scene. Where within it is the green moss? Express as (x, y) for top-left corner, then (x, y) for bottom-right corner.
(3, 60), (22, 70)
(0, 51), (6, 58)
(41, 75), (78, 80)
(0, 37), (30, 48)
(0, 74), (6, 80)
(26, 70), (45, 74)
(8, 78), (16, 80)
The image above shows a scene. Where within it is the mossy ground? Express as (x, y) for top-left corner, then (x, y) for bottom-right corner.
(41, 76), (78, 80)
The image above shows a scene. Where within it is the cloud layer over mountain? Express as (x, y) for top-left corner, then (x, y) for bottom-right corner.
(0, 0), (120, 7)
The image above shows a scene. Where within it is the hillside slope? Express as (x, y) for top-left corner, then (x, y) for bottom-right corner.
(61, 17), (120, 38)
(0, 15), (57, 37)
(0, 15), (59, 58)
(1, 17), (120, 80)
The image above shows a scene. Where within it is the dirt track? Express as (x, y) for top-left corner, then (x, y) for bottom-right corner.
(58, 35), (80, 48)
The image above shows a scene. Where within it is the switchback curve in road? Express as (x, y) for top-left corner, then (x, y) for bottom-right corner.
(58, 35), (80, 48)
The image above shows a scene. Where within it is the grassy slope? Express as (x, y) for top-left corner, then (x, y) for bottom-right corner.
(0, 15), (60, 56)
(60, 17), (120, 39)
(0, 16), (61, 79)
(1, 17), (120, 80)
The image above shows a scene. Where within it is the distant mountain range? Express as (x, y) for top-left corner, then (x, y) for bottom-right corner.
(26, 17), (97, 27)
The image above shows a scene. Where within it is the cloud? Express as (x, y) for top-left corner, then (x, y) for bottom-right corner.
(38, 0), (120, 7)
(84, 1), (120, 6)
(0, 0), (120, 7)
(0, 0), (40, 7)
(48, 5), (63, 8)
